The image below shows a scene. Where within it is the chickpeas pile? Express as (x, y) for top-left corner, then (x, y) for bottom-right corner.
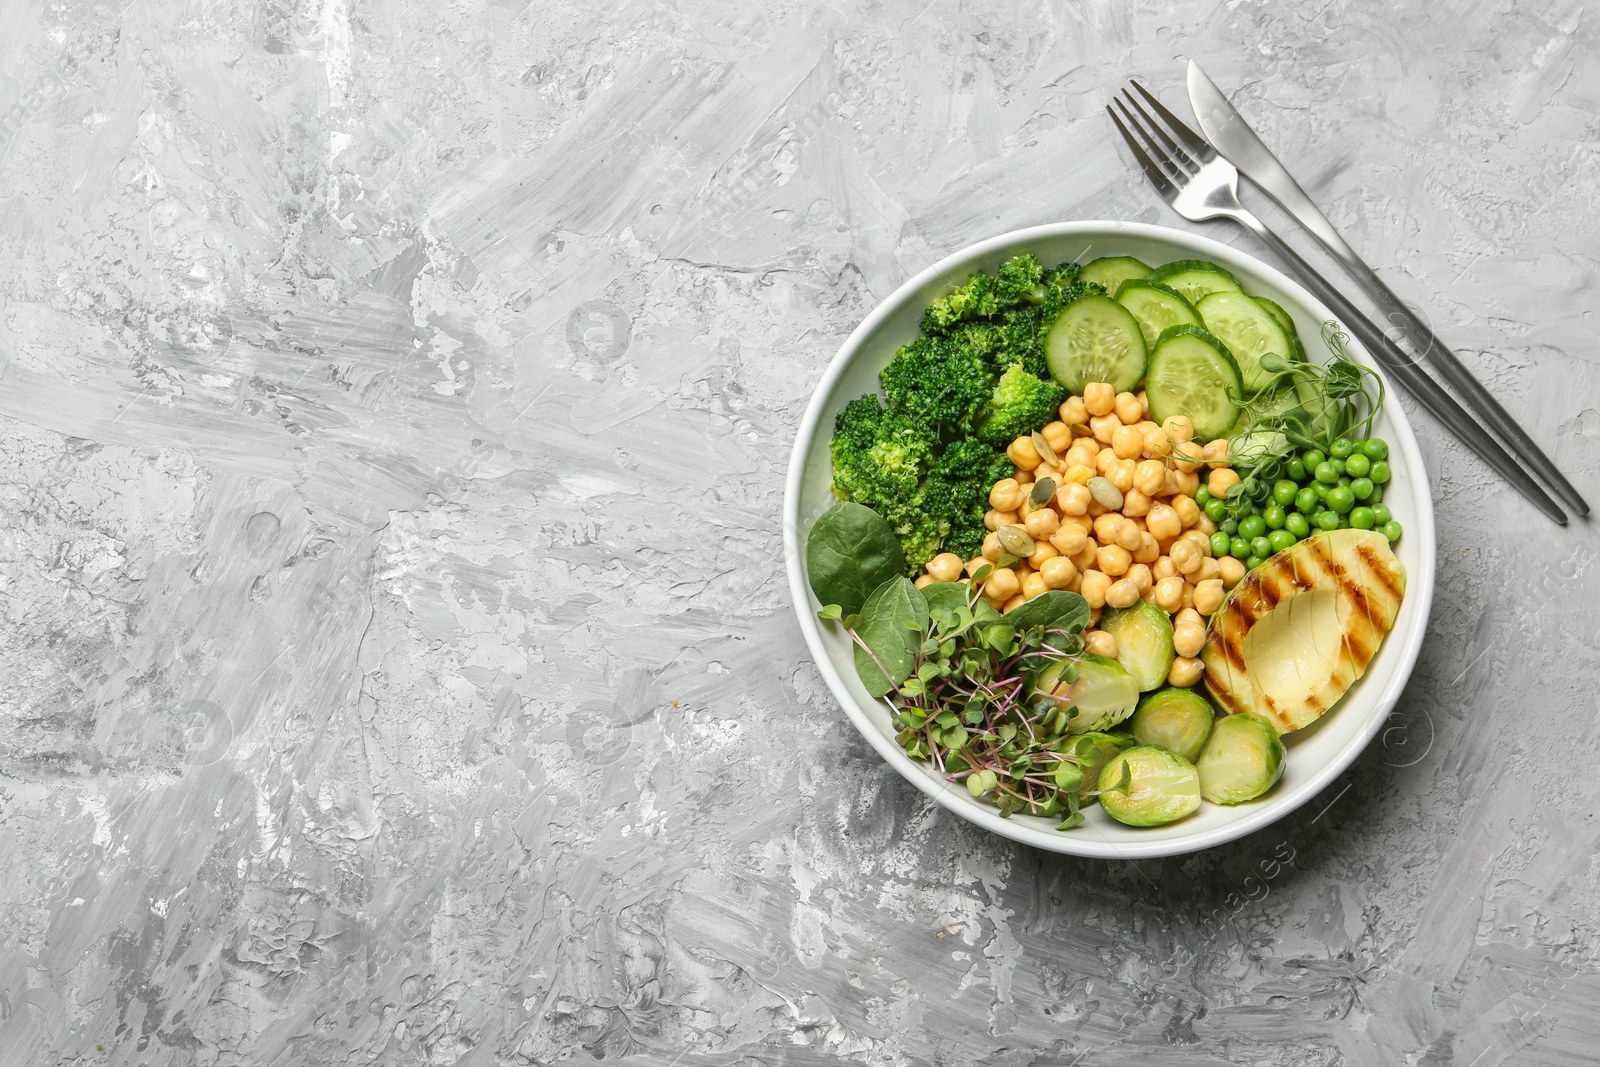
(915, 381), (1251, 689)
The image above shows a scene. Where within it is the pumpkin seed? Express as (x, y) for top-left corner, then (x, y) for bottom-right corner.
(1029, 477), (1058, 507)
(998, 524), (1036, 557)
(1031, 431), (1059, 466)
(1087, 476), (1124, 510)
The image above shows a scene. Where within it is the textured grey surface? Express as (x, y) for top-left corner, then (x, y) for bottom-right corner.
(0, 1), (1597, 1064)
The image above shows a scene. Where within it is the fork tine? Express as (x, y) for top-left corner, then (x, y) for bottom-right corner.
(1106, 107), (1176, 200)
(1113, 97), (1190, 181)
(1117, 91), (1198, 175)
(1131, 80), (1216, 162)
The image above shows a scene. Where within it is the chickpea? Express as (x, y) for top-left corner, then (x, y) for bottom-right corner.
(1021, 571), (1049, 601)
(1089, 605), (1102, 627)
(1059, 395), (1089, 426)
(966, 555), (989, 577)
(1007, 436), (1042, 470)
(1207, 467), (1242, 497)
(1141, 583), (1160, 604)
(1106, 458), (1137, 494)
(982, 531), (1003, 561)
(1040, 555), (1078, 590)
(1195, 514), (1218, 535)
(1061, 463), (1095, 486)
(1142, 424), (1173, 459)
(1086, 499), (1108, 518)
(1121, 488), (1151, 518)
(1111, 424), (1143, 460)
(1066, 440), (1100, 468)
(1172, 448), (1205, 474)
(1056, 481), (1092, 516)
(1162, 415), (1195, 443)
(1109, 392), (1138, 425)
(1028, 541), (1059, 570)
(1134, 459), (1168, 497)
(1023, 509), (1059, 539)
(1095, 446), (1118, 475)
(1096, 544), (1132, 576)
(1162, 468), (1183, 497)
(1194, 557), (1221, 584)
(1134, 531), (1160, 565)
(1199, 438), (1227, 468)
(1219, 556), (1247, 588)
(1137, 390), (1150, 416)
(1194, 577), (1226, 615)
(1146, 502), (1182, 541)
(1093, 512), (1123, 544)
(1071, 542), (1100, 572)
(1152, 555), (1177, 581)
(1102, 577), (1139, 609)
(1155, 575), (1187, 612)
(1084, 628), (1117, 657)
(915, 574), (936, 589)
(1170, 537), (1202, 575)
(1168, 656), (1204, 687)
(1127, 563), (1153, 592)
(1002, 593), (1027, 613)
(1080, 569), (1112, 608)
(1090, 413), (1122, 444)
(926, 552), (964, 583)
(1041, 421), (1072, 453)
(1176, 607), (1204, 627)
(981, 566), (1021, 602)
(984, 508), (1018, 531)
(1107, 518), (1138, 552)
(1083, 382), (1116, 417)
(1173, 619), (1206, 658)
(988, 477), (1025, 511)
(1174, 470), (1201, 497)
(1050, 524), (1089, 557)
(1171, 493), (1201, 528)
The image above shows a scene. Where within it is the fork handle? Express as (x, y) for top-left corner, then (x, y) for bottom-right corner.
(1229, 209), (1569, 526)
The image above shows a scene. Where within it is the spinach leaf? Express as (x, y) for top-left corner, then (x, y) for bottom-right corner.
(920, 581), (974, 619)
(806, 502), (906, 616)
(853, 577), (929, 698)
(1004, 590), (1090, 636)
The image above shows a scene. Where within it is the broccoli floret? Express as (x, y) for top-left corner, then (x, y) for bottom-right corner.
(976, 364), (1066, 447)
(879, 335), (994, 433)
(919, 437), (1013, 561)
(1042, 261), (1081, 289)
(829, 396), (936, 516)
(921, 254), (1050, 334)
(994, 253), (1045, 307)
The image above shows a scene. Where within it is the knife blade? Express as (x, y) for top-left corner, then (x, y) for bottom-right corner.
(1185, 58), (1590, 517)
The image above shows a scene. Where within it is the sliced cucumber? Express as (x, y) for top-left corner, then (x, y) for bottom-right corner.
(1044, 294), (1148, 393)
(1115, 279), (1202, 349)
(1078, 256), (1151, 294)
(1033, 653), (1140, 734)
(1197, 290), (1296, 394)
(1147, 259), (1245, 306)
(1254, 295), (1295, 334)
(1100, 599), (1176, 693)
(1144, 325), (1243, 442)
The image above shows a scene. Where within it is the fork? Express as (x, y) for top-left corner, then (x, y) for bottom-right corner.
(1107, 82), (1568, 526)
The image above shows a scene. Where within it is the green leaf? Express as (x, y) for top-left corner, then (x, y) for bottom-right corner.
(1053, 762), (1084, 792)
(920, 581), (972, 618)
(1004, 591), (1090, 636)
(851, 577), (930, 698)
(817, 603), (843, 622)
(806, 502), (907, 616)
(1056, 810), (1085, 831)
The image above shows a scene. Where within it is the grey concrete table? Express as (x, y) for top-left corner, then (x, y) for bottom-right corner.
(1, 2), (1597, 1064)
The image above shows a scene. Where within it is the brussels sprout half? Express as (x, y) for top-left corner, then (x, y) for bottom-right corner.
(1096, 745), (1202, 827)
(1033, 653), (1140, 734)
(1099, 599), (1175, 692)
(1195, 713), (1286, 805)
(1130, 687), (1217, 763)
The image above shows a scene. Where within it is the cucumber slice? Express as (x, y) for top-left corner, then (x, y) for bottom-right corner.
(1147, 259), (1245, 306)
(1254, 296), (1295, 334)
(1100, 599), (1176, 692)
(1144, 325), (1243, 442)
(1044, 294), (1148, 393)
(1033, 653), (1140, 734)
(1115, 279), (1202, 349)
(1078, 256), (1151, 294)
(1197, 290), (1295, 394)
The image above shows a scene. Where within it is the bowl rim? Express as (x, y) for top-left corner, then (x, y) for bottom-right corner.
(782, 220), (1437, 859)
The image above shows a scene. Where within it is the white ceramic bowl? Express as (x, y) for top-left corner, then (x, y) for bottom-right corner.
(784, 221), (1437, 859)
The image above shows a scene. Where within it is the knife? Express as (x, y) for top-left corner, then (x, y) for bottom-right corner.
(1186, 59), (1590, 518)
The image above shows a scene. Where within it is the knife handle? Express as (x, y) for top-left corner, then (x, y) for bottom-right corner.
(1229, 209), (1568, 526)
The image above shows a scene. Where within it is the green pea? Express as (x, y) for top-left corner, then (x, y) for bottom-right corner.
(1245, 554), (1266, 570)
(1263, 504), (1286, 530)
(1370, 460), (1391, 484)
(1268, 529), (1296, 552)
(1194, 486), (1213, 508)
(1362, 438), (1388, 461)
(1220, 518), (1239, 537)
(1349, 506), (1376, 530)
(1337, 476), (1351, 489)
(1210, 531), (1233, 557)
(1285, 512), (1311, 538)
(1381, 519), (1403, 542)
(1350, 477), (1375, 500)
(1314, 482), (1330, 500)
(1314, 461), (1339, 485)
(1302, 449), (1326, 470)
(1239, 515), (1267, 540)
(1330, 437), (1355, 459)
(1287, 459), (1306, 481)
(1326, 486), (1355, 514)
(1204, 498), (1229, 522)
(1230, 536), (1252, 559)
(1371, 504), (1392, 525)
(1250, 535), (1273, 559)
(1295, 487), (1319, 513)
(1343, 452), (1371, 478)
(1330, 457), (1346, 476)
(1272, 479), (1299, 508)
(1315, 510), (1341, 531)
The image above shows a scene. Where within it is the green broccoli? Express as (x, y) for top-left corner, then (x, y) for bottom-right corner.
(921, 253), (1049, 334)
(879, 335), (994, 433)
(919, 437), (1014, 560)
(994, 253), (1045, 307)
(976, 363), (1066, 447)
(830, 395), (936, 517)
(1042, 261), (1081, 290)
